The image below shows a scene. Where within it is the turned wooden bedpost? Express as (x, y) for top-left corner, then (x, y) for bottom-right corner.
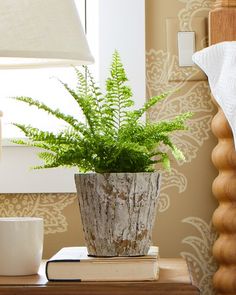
(209, 0), (236, 293)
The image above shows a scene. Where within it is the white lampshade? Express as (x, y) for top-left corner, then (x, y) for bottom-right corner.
(0, 0), (94, 153)
(0, 0), (94, 68)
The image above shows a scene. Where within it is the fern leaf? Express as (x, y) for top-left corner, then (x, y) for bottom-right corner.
(12, 96), (89, 136)
(104, 51), (133, 130)
(60, 81), (101, 134)
(127, 92), (170, 123)
(12, 123), (81, 145)
(11, 51), (193, 172)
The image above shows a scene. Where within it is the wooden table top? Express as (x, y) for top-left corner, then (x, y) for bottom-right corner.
(0, 258), (200, 295)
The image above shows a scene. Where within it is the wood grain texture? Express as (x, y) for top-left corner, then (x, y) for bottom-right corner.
(75, 172), (161, 257)
(209, 1), (236, 293)
(0, 259), (200, 295)
(209, 8), (236, 44)
(215, 0), (236, 7)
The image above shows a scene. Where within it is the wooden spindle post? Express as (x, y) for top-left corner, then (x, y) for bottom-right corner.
(209, 0), (236, 293)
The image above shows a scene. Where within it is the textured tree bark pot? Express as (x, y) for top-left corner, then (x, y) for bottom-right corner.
(74, 172), (161, 257)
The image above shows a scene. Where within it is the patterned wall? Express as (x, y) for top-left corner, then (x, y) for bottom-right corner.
(0, 193), (84, 258)
(0, 1), (218, 294)
(146, 0), (218, 294)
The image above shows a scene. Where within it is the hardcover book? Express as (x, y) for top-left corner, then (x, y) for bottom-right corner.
(46, 246), (159, 281)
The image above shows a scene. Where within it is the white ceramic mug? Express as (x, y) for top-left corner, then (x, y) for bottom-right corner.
(0, 217), (44, 276)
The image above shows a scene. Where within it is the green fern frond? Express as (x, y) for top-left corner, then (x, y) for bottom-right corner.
(127, 92), (170, 122)
(12, 123), (82, 146)
(38, 151), (56, 164)
(104, 50), (133, 130)
(171, 146), (185, 161)
(12, 50), (193, 172)
(84, 67), (103, 117)
(12, 139), (58, 153)
(58, 82), (97, 133)
(12, 96), (88, 136)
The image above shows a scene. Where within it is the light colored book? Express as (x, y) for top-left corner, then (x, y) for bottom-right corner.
(46, 246), (159, 281)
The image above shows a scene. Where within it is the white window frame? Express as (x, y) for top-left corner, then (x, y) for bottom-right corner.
(0, 0), (145, 193)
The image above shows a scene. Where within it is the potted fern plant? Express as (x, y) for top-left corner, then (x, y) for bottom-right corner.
(12, 51), (192, 257)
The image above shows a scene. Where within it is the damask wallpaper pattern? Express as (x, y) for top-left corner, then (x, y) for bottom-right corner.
(0, 193), (84, 258)
(146, 0), (218, 294)
(0, 1), (218, 294)
(0, 194), (77, 234)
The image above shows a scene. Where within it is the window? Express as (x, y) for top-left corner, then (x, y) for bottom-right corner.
(0, 0), (145, 193)
(0, 0), (99, 141)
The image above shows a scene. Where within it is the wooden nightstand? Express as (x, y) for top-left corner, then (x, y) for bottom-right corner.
(0, 258), (200, 295)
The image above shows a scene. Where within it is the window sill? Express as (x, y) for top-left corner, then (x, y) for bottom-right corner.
(2, 138), (27, 147)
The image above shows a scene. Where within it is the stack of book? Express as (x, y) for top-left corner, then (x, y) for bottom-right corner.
(46, 246), (159, 282)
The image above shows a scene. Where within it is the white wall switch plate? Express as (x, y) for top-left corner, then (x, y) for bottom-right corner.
(178, 31), (195, 67)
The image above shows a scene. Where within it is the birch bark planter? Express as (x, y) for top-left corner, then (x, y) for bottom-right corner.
(75, 172), (161, 257)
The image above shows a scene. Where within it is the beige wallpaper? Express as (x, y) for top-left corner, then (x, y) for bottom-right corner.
(0, 194), (84, 258)
(146, 0), (218, 294)
(0, 1), (218, 294)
